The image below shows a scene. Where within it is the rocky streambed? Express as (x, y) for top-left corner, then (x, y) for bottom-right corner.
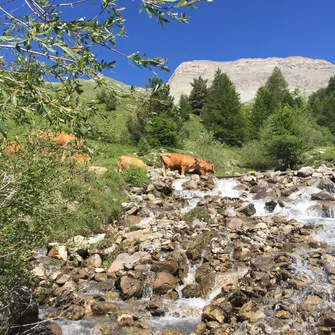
(33, 165), (335, 335)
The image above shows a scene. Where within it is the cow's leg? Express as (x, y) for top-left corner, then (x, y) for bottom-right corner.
(160, 159), (167, 176)
(181, 166), (186, 176)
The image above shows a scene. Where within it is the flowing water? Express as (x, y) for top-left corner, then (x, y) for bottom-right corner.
(44, 175), (335, 334)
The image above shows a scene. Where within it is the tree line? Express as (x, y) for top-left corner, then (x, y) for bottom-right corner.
(118, 67), (335, 169)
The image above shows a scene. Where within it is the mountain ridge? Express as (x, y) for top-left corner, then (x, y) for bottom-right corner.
(167, 56), (335, 103)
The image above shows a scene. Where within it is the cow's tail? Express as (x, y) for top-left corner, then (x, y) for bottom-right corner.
(117, 157), (122, 172)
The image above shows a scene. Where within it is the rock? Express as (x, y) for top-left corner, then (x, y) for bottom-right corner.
(238, 301), (265, 323)
(92, 302), (119, 315)
(275, 310), (291, 319)
(228, 290), (248, 308)
(265, 200), (277, 212)
(107, 252), (151, 274)
(202, 305), (226, 324)
(48, 245), (68, 261)
(117, 276), (143, 300)
(297, 166), (314, 177)
(53, 280), (78, 296)
(281, 225), (293, 235)
(168, 57), (335, 104)
(182, 284), (200, 298)
(94, 273), (108, 282)
(211, 237), (229, 254)
(317, 178), (335, 193)
(63, 305), (85, 320)
(151, 260), (179, 275)
(55, 273), (71, 285)
(88, 166), (108, 176)
(118, 314), (134, 326)
(227, 218), (245, 230)
(153, 272), (178, 294)
(123, 228), (153, 244)
(154, 181), (173, 196)
(237, 203), (256, 216)
(86, 254), (102, 268)
(48, 322), (63, 335)
(183, 179), (198, 190)
(311, 190), (334, 201)
(32, 266), (46, 280)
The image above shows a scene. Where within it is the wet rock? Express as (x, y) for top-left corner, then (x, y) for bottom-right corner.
(228, 290), (248, 308)
(317, 177), (335, 193)
(92, 302), (119, 315)
(183, 179), (198, 190)
(117, 276), (143, 299)
(53, 280), (78, 296)
(118, 314), (134, 326)
(182, 284), (200, 298)
(86, 254), (102, 268)
(55, 273), (71, 285)
(154, 181), (173, 196)
(265, 200), (277, 212)
(311, 190), (334, 201)
(63, 305), (85, 320)
(152, 272), (178, 294)
(238, 301), (265, 323)
(94, 273), (108, 282)
(297, 166), (314, 177)
(202, 305), (226, 324)
(237, 203), (256, 216)
(107, 252), (151, 274)
(48, 245), (68, 262)
(195, 323), (207, 334)
(151, 260), (179, 275)
(48, 322), (63, 335)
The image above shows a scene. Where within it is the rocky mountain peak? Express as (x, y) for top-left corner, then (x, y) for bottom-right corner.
(168, 56), (335, 103)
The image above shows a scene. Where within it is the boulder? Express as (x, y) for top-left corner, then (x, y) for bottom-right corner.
(317, 178), (335, 193)
(311, 191), (334, 201)
(117, 276), (143, 300)
(182, 284), (200, 298)
(153, 272), (178, 294)
(237, 204), (256, 216)
(265, 200), (277, 213)
(297, 166), (314, 177)
(63, 305), (85, 320)
(86, 254), (102, 268)
(107, 252), (151, 274)
(92, 302), (119, 315)
(151, 260), (179, 275)
(182, 179), (198, 190)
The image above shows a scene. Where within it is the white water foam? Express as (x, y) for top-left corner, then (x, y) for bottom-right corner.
(173, 177), (241, 213)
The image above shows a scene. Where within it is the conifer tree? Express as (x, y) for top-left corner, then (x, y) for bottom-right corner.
(178, 94), (190, 121)
(201, 69), (245, 146)
(189, 76), (208, 115)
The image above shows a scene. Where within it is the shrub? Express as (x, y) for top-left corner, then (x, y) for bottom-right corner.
(239, 140), (273, 170)
(137, 138), (151, 156)
(120, 165), (149, 187)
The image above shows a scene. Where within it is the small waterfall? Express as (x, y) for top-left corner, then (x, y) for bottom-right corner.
(142, 265), (154, 299)
(172, 177), (242, 213)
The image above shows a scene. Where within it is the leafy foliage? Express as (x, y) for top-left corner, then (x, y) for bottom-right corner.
(127, 76), (183, 148)
(201, 69), (246, 146)
(120, 165), (150, 187)
(189, 76), (208, 115)
(0, 0), (211, 135)
(309, 76), (335, 136)
(96, 89), (117, 111)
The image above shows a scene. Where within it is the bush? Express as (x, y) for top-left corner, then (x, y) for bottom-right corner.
(137, 138), (151, 156)
(120, 165), (149, 187)
(239, 140), (273, 170)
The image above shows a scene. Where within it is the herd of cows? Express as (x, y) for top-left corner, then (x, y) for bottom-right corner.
(2, 131), (215, 176)
(118, 153), (215, 176)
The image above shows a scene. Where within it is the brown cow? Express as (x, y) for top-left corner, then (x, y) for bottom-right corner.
(2, 141), (21, 155)
(117, 156), (147, 172)
(160, 153), (206, 176)
(195, 158), (215, 176)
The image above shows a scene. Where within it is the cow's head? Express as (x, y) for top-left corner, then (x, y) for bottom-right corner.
(194, 159), (207, 176)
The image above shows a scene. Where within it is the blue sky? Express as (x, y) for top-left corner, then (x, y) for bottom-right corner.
(100, 0), (335, 87)
(2, 0), (334, 87)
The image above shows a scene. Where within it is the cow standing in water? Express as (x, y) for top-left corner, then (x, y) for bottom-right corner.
(117, 156), (147, 172)
(160, 153), (214, 177)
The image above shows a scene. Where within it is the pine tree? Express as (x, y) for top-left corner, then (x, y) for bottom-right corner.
(189, 76), (208, 115)
(201, 69), (245, 146)
(178, 94), (190, 121)
(265, 67), (289, 105)
(249, 86), (275, 139)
